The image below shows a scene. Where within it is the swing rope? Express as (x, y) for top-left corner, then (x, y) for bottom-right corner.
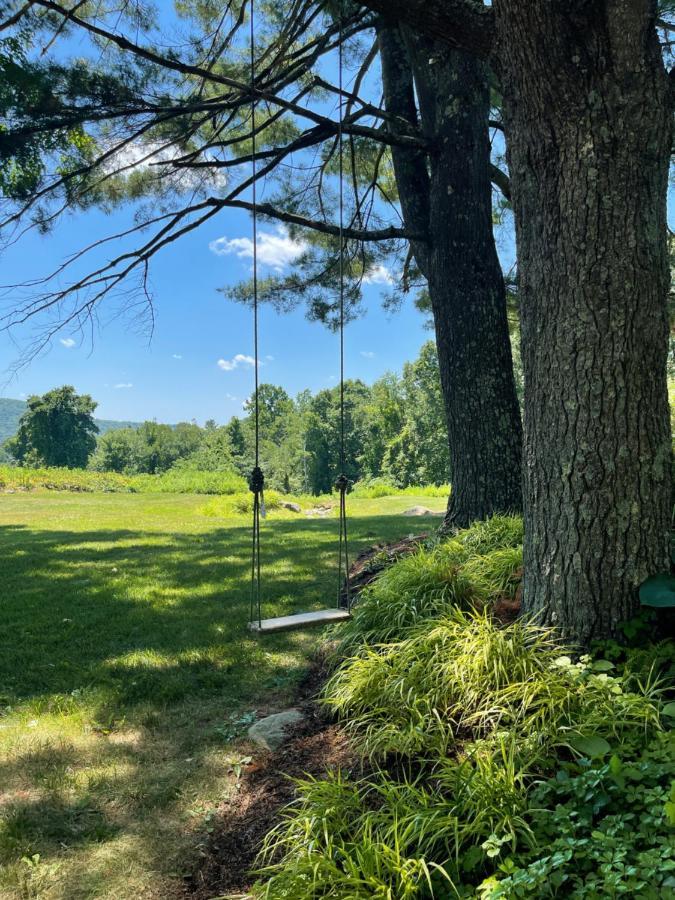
(248, 0), (350, 626)
(335, 2), (351, 611)
(248, 0), (263, 630)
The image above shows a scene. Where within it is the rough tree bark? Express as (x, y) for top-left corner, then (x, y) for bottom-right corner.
(493, 0), (672, 642)
(378, 24), (523, 527)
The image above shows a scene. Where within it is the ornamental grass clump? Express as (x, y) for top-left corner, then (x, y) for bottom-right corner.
(258, 742), (533, 899)
(325, 609), (661, 761)
(332, 515), (524, 655)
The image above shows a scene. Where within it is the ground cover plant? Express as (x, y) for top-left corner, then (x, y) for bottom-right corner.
(0, 464), (248, 495)
(256, 517), (675, 898)
(0, 489), (445, 899)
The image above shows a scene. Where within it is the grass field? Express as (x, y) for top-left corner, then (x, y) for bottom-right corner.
(0, 491), (444, 899)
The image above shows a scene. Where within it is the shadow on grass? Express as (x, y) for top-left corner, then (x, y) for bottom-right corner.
(0, 511), (435, 894)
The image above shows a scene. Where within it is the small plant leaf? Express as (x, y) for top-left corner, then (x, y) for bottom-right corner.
(639, 573), (675, 608)
(662, 701), (675, 719)
(568, 734), (611, 759)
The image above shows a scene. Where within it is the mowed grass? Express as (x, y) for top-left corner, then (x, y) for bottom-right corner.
(0, 491), (444, 899)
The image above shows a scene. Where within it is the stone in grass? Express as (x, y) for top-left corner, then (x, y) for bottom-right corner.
(280, 501), (302, 513)
(247, 709), (306, 751)
(402, 505), (441, 516)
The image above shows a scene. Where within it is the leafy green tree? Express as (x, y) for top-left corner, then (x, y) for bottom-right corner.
(359, 373), (405, 480)
(5, 385), (98, 468)
(90, 420), (202, 474)
(89, 427), (139, 473)
(175, 425), (234, 472)
(305, 380), (370, 494)
(382, 342), (450, 487)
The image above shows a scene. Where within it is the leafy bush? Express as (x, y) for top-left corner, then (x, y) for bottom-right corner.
(0, 464), (135, 493)
(0, 464), (246, 495)
(131, 468), (245, 495)
(480, 732), (675, 898)
(258, 745), (533, 899)
(325, 610), (661, 760)
(201, 490), (289, 517)
(332, 516), (523, 654)
(350, 477), (451, 499)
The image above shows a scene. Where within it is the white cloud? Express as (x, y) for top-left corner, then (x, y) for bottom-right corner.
(114, 383), (133, 389)
(209, 225), (308, 272)
(265, 354), (274, 361)
(103, 139), (225, 192)
(60, 338), (76, 348)
(363, 264), (394, 285)
(360, 350), (376, 359)
(217, 353), (259, 372)
(172, 353), (182, 360)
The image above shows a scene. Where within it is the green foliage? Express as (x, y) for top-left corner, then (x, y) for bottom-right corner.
(381, 342), (451, 488)
(350, 478), (451, 499)
(480, 733), (675, 898)
(0, 464), (245, 494)
(90, 421), (204, 475)
(639, 572), (675, 608)
(257, 518), (671, 899)
(201, 490), (286, 516)
(4, 386), (98, 469)
(132, 468), (246, 495)
(258, 747), (533, 899)
(331, 516), (523, 654)
(325, 610), (660, 761)
(0, 464), (134, 493)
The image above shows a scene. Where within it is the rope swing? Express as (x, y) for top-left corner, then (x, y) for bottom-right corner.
(248, 0), (351, 634)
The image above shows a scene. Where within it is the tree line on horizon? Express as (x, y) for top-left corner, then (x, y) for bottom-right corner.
(2, 342), (450, 494)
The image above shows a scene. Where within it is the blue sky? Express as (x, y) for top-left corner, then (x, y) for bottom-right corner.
(0, 199), (436, 425)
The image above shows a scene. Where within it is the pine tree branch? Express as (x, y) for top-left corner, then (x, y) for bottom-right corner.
(361, 0), (494, 58)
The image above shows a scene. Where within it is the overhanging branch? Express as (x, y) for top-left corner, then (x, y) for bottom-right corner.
(225, 199), (425, 242)
(362, 0), (494, 58)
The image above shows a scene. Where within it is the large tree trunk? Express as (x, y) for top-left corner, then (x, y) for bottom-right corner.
(495, 0), (672, 642)
(378, 25), (523, 527)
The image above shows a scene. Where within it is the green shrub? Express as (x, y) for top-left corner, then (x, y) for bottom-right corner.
(332, 516), (523, 655)
(258, 745), (532, 899)
(349, 478), (451, 499)
(0, 464), (136, 492)
(131, 468), (245, 495)
(255, 515), (671, 900)
(480, 732), (675, 898)
(0, 464), (247, 495)
(325, 609), (661, 761)
(201, 490), (289, 517)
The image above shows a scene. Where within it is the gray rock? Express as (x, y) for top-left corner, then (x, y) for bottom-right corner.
(247, 709), (305, 751)
(402, 505), (434, 516)
(280, 501), (302, 513)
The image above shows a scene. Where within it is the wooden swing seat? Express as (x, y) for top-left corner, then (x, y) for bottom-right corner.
(248, 608), (350, 634)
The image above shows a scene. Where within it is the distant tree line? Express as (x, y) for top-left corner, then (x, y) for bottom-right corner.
(2, 342), (450, 493)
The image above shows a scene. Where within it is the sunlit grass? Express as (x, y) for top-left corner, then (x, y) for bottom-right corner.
(0, 490), (444, 899)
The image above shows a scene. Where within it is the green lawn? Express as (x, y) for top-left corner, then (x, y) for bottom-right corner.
(0, 491), (444, 899)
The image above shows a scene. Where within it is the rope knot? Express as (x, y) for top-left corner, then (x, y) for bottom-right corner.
(249, 466), (265, 494)
(334, 473), (351, 494)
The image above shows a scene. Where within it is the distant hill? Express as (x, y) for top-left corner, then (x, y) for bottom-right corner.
(0, 397), (140, 445)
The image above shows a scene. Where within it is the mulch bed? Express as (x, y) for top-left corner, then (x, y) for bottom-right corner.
(340, 532), (428, 606)
(185, 659), (358, 899)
